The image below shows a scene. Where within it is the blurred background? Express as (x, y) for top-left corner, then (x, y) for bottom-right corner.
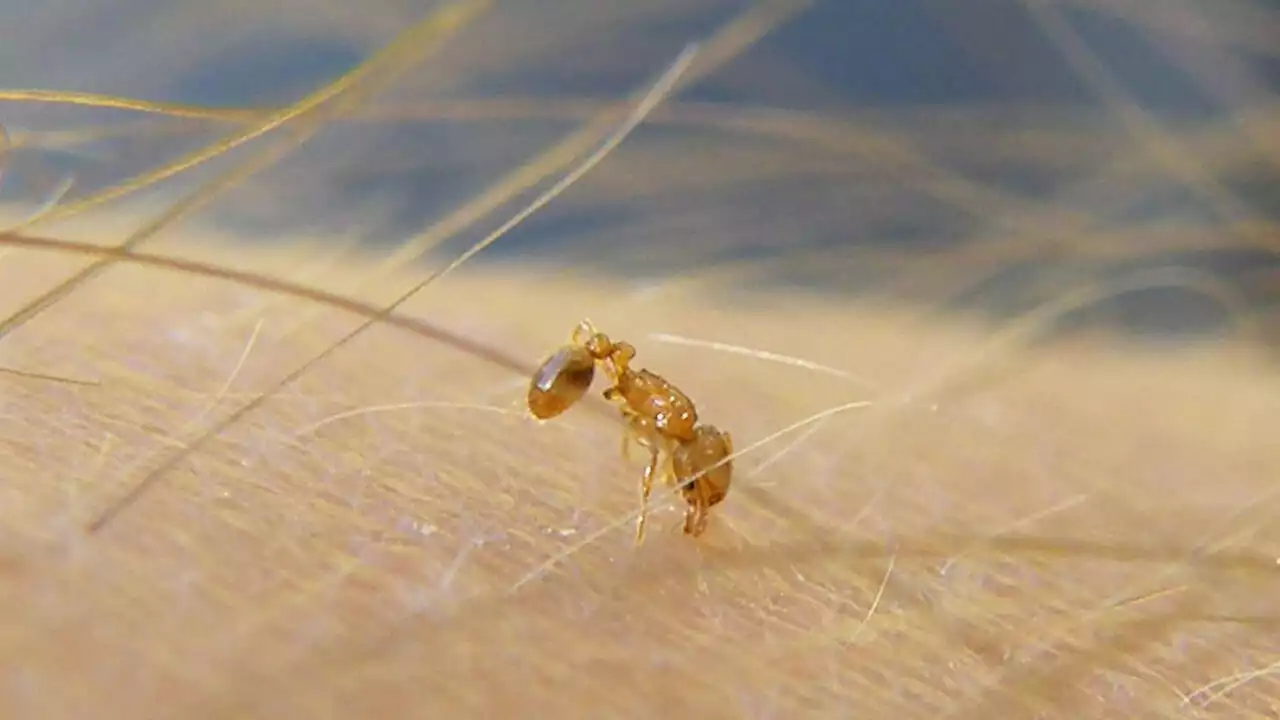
(2, 0), (1275, 347)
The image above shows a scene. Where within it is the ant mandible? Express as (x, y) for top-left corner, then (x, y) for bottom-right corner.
(527, 319), (733, 542)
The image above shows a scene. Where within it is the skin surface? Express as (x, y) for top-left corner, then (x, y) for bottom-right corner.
(0, 221), (1276, 719)
(1, 2), (1275, 715)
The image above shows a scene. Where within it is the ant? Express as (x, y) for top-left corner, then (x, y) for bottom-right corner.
(527, 320), (733, 542)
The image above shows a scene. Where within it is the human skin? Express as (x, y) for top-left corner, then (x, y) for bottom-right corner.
(0, 0), (1275, 712)
(0, 223), (1277, 719)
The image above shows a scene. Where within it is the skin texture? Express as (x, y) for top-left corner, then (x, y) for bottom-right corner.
(0, 2), (1275, 715)
(0, 221), (1277, 719)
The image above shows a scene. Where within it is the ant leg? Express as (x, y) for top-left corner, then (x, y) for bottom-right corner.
(635, 444), (661, 545)
(628, 411), (661, 461)
(617, 411), (643, 461)
(680, 478), (712, 537)
(683, 500), (708, 537)
(603, 385), (629, 422)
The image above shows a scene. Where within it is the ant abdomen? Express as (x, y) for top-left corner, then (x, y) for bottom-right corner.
(671, 425), (733, 535)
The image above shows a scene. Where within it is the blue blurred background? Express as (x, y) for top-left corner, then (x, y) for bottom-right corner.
(0, 0), (1276, 345)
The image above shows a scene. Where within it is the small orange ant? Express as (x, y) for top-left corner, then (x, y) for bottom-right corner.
(527, 320), (733, 542)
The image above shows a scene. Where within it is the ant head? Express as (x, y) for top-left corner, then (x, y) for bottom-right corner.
(583, 332), (614, 359)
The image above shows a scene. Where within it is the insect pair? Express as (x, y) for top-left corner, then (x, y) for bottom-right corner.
(527, 320), (733, 543)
